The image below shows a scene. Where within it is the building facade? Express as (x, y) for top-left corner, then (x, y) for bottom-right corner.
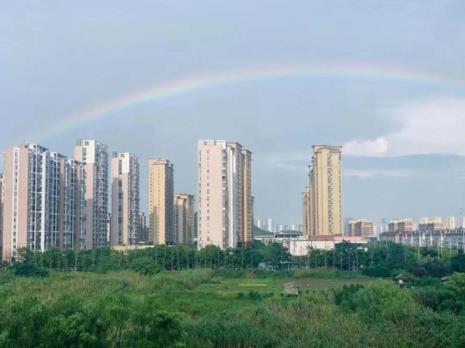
(2, 144), (86, 260)
(174, 194), (195, 244)
(305, 145), (343, 237)
(0, 175), (3, 253)
(75, 140), (109, 249)
(302, 187), (311, 237)
(197, 140), (253, 249)
(388, 219), (414, 234)
(348, 219), (374, 237)
(148, 158), (174, 245)
(110, 153), (140, 246)
(137, 213), (149, 242)
(241, 149), (254, 245)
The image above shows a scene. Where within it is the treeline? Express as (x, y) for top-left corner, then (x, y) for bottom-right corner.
(9, 241), (465, 279)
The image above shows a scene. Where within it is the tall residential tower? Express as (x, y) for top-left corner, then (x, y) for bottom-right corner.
(2, 144), (86, 260)
(197, 140), (253, 249)
(304, 145), (343, 237)
(148, 159), (174, 245)
(110, 153), (140, 246)
(75, 140), (109, 249)
(174, 194), (195, 245)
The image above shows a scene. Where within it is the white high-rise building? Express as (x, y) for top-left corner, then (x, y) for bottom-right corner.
(446, 216), (456, 230)
(174, 194), (195, 245)
(197, 140), (253, 249)
(2, 144), (86, 260)
(267, 218), (274, 232)
(110, 153), (140, 246)
(75, 140), (109, 249)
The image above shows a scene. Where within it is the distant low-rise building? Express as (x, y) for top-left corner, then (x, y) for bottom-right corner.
(348, 219), (374, 237)
(388, 219), (414, 234)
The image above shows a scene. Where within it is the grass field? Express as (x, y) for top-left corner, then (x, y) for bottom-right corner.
(0, 268), (375, 321)
(2, 269), (459, 347)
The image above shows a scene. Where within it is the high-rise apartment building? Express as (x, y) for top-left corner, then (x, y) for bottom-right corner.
(148, 159), (174, 245)
(302, 187), (311, 236)
(305, 145), (343, 236)
(75, 140), (109, 249)
(0, 175), (3, 253)
(2, 144), (86, 260)
(446, 216), (456, 230)
(242, 149), (253, 245)
(110, 153), (140, 246)
(137, 213), (149, 242)
(348, 219), (374, 237)
(174, 194), (195, 244)
(267, 218), (274, 233)
(197, 140), (253, 249)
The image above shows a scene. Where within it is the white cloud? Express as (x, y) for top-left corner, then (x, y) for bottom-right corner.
(343, 99), (465, 156)
(344, 137), (388, 156)
(345, 169), (411, 179)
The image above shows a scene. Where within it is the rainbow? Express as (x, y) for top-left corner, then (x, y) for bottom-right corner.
(36, 62), (464, 141)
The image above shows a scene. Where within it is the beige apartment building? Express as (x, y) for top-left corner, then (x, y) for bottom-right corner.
(75, 140), (109, 249)
(242, 150), (254, 245)
(148, 158), (174, 245)
(302, 187), (311, 236)
(2, 144), (86, 261)
(174, 194), (195, 244)
(305, 145), (343, 237)
(197, 140), (253, 250)
(388, 219), (414, 234)
(348, 219), (374, 237)
(110, 153), (140, 246)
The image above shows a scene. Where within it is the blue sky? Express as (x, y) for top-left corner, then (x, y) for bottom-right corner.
(2, 0), (465, 224)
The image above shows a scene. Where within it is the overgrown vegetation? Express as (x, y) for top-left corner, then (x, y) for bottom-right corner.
(1, 242), (465, 347)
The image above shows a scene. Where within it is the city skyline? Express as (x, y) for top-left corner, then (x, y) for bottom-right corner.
(3, 1), (465, 224)
(4, 138), (465, 227)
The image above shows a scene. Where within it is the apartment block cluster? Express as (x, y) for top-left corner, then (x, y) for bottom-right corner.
(255, 218), (303, 233)
(379, 216), (465, 250)
(0, 139), (253, 261)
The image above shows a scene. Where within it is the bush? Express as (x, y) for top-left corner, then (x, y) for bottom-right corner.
(423, 260), (450, 278)
(11, 262), (49, 278)
(362, 265), (391, 277)
(129, 257), (162, 276)
(450, 253), (465, 273)
(248, 291), (262, 301)
(343, 281), (418, 325)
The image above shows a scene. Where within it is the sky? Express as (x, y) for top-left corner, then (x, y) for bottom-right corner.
(2, 0), (465, 225)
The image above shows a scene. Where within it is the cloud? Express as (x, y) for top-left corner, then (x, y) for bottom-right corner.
(343, 99), (465, 157)
(345, 169), (411, 179)
(344, 137), (388, 156)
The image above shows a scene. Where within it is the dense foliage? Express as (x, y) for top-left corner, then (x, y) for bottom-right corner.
(0, 269), (465, 347)
(1, 242), (465, 347)
(9, 241), (465, 280)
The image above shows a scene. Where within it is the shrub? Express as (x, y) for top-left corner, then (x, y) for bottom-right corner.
(362, 265), (391, 277)
(11, 262), (49, 278)
(248, 291), (263, 301)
